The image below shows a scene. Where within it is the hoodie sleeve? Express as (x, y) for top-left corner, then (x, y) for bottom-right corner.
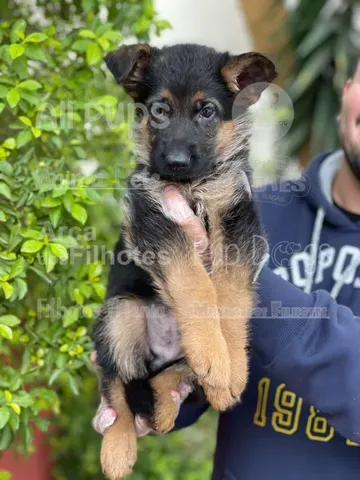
(253, 266), (360, 443)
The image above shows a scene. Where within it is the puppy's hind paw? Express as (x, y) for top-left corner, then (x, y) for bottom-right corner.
(101, 418), (137, 480)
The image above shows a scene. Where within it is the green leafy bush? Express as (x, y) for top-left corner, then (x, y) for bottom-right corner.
(0, 1), (216, 478)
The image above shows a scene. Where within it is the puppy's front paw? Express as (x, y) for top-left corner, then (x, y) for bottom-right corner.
(228, 351), (248, 404)
(202, 384), (237, 411)
(187, 339), (231, 391)
(101, 419), (137, 480)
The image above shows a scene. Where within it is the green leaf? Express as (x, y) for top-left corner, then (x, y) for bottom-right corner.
(71, 204), (87, 224)
(18, 80), (42, 91)
(9, 257), (25, 278)
(49, 368), (63, 386)
(0, 104), (5, 114)
(89, 262), (102, 280)
(289, 45), (333, 102)
(31, 127), (41, 138)
(71, 39), (90, 53)
(81, 0), (95, 13)
(0, 325), (13, 340)
(93, 283), (105, 299)
(0, 86), (8, 98)
(21, 228), (43, 240)
(52, 236), (78, 248)
(86, 42), (102, 66)
(14, 279), (27, 300)
(9, 412), (20, 432)
(0, 407), (10, 429)
(24, 45), (47, 62)
(24, 33), (48, 43)
(0, 86), (8, 99)
(297, 20), (337, 58)
(101, 31), (123, 42)
(0, 315), (20, 327)
(21, 240), (43, 253)
(33, 417), (49, 432)
(68, 375), (79, 395)
(97, 37), (110, 51)
(2, 282), (14, 300)
(0, 211), (6, 222)
(9, 44), (24, 60)
(49, 243), (68, 261)
(12, 56), (28, 79)
(62, 192), (73, 213)
(0, 162), (13, 176)
(0, 426), (12, 450)
(79, 29), (96, 39)
(44, 246), (58, 273)
(6, 89), (20, 108)
(11, 19), (26, 42)
(0, 182), (12, 200)
(16, 130), (32, 148)
(2, 138), (16, 150)
(42, 196), (62, 208)
(49, 207), (61, 228)
(62, 307), (79, 327)
(0, 470), (12, 480)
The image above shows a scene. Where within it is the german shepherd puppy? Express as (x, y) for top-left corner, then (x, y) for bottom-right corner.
(93, 43), (276, 479)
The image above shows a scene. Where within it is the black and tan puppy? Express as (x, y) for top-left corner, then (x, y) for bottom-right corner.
(93, 43), (276, 479)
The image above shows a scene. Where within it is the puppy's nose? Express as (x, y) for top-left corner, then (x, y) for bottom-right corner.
(166, 151), (191, 169)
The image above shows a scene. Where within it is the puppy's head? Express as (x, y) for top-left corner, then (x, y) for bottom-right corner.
(105, 43), (277, 182)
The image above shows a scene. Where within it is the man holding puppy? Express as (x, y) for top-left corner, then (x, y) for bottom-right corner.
(93, 62), (360, 478)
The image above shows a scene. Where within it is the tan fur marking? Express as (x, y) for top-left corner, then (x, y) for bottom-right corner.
(101, 297), (148, 382)
(212, 266), (253, 406)
(191, 91), (206, 103)
(151, 363), (195, 433)
(216, 120), (236, 157)
(134, 119), (151, 165)
(101, 381), (137, 480)
(161, 254), (234, 411)
(221, 58), (241, 93)
(160, 88), (176, 106)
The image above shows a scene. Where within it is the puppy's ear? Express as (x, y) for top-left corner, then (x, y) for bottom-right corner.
(105, 44), (151, 98)
(222, 52), (277, 104)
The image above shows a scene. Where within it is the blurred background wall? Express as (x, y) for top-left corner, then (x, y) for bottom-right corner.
(153, 0), (253, 52)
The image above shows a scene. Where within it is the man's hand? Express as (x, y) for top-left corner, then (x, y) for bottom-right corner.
(92, 186), (209, 436)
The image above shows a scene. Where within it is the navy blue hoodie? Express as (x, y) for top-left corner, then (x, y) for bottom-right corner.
(176, 151), (360, 479)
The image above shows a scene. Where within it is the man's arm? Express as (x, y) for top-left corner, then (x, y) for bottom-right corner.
(253, 266), (360, 443)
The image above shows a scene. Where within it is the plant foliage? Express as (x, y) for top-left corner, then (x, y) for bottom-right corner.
(283, 0), (358, 157)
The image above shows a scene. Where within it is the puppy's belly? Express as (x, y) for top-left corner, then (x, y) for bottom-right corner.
(144, 299), (184, 372)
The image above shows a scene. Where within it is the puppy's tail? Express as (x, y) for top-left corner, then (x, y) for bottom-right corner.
(101, 381), (137, 480)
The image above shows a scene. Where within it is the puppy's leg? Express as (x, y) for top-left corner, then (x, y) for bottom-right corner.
(209, 192), (265, 406)
(94, 296), (153, 401)
(101, 380), (137, 480)
(161, 254), (233, 411)
(150, 361), (196, 433)
(212, 266), (253, 405)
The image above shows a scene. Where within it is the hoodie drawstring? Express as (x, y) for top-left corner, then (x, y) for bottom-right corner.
(304, 207), (326, 294)
(305, 206), (360, 300)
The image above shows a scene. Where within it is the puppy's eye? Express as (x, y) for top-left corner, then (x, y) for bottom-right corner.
(151, 102), (168, 118)
(200, 105), (215, 119)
